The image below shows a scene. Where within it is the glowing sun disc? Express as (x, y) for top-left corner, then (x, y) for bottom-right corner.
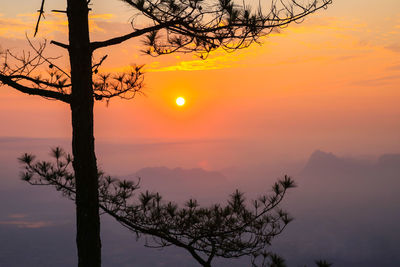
(176, 97), (185, 106)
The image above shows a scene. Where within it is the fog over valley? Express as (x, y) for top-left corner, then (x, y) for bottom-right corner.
(1, 137), (399, 266)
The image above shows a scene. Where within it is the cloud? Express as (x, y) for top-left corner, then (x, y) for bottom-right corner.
(0, 220), (55, 228)
(0, 13), (115, 39)
(89, 14), (114, 20)
(385, 44), (400, 53)
(3, 11), (399, 74)
(7, 213), (27, 219)
(0, 15), (33, 38)
(387, 63), (400, 71)
(351, 75), (400, 87)
(290, 16), (368, 33)
(145, 51), (247, 72)
(140, 15), (397, 73)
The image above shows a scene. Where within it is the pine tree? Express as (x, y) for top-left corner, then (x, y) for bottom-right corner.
(1, 0), (331, 265)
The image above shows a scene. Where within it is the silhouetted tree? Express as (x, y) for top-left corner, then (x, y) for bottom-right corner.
(1, 0), (331, 266)
(19, 148), (294, 266)
(19, 148), (334, 266)
(248, 252), (289, 267)
(315, 260), (333, 267)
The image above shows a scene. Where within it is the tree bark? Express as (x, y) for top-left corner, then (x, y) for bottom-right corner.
(67, 1), (101, 266)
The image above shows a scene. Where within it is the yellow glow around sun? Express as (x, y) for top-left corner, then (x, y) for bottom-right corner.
(176, 97), (185, 106)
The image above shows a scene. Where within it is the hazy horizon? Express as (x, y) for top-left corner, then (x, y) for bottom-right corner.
(1, 137), (400, 266)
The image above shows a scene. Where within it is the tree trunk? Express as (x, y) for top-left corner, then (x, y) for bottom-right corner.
(67, 1), (101, 266)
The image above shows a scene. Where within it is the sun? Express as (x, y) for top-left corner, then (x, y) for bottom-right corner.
(176, 97), (186, 106)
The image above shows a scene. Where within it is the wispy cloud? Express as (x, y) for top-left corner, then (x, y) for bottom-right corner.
(0, 220), (55, 229)
(140, 15), (399, 72)
(385, 44), (400, 53)
(145, 51), (248, 72)
(3, 11), (399, 73)
(351, 75), (400, 87)
(7, 213), (27, 219)
(0, 12), (115, 39)
(387, 63), (400, 71)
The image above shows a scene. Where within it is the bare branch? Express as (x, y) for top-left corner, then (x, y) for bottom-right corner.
(26, 37), (70, 78)
(0, 38), (71, 102)
(51, 10), (67, 14)
(50, 40), (69, 49)
(34, 0), (46, 37)
(92, 55), (108, 72)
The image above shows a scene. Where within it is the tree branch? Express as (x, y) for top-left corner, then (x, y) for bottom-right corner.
(25, 37), (71, 78)
(90, 23), (176, 51)
(0, 74), (71, 103)
(34, 0), (46, 37)
(103, 209), (209, 266)
(19, 147), (295, 266)
(50, 40), (69, 49)
(7, 74), (71, 88)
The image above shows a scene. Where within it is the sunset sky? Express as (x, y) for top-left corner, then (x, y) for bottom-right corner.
(1, 0), (399, 170)
(1, 2), (400, 266)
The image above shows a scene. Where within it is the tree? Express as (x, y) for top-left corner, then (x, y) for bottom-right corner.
(0, 0), (331, 266)
(19, 148), (334, 267)
(19, 148), (296, 266)
(315, 260), (333, 267)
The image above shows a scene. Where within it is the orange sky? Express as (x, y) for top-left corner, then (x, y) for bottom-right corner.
(1, 0), (399, 168)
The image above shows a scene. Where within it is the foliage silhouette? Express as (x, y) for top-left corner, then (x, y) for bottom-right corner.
(1, 0), (331, 265)
(20, 147), (296, 266)
(315, 260), (333, 267)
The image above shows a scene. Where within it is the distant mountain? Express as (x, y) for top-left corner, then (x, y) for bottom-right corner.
(377, 154), (400, 170)
(303, 150), (339, 171)
(301, 150), (400, 181)
(278, 151), (400, 266)
(293, 149), (400, 206)
(302, 150), (372, 176)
